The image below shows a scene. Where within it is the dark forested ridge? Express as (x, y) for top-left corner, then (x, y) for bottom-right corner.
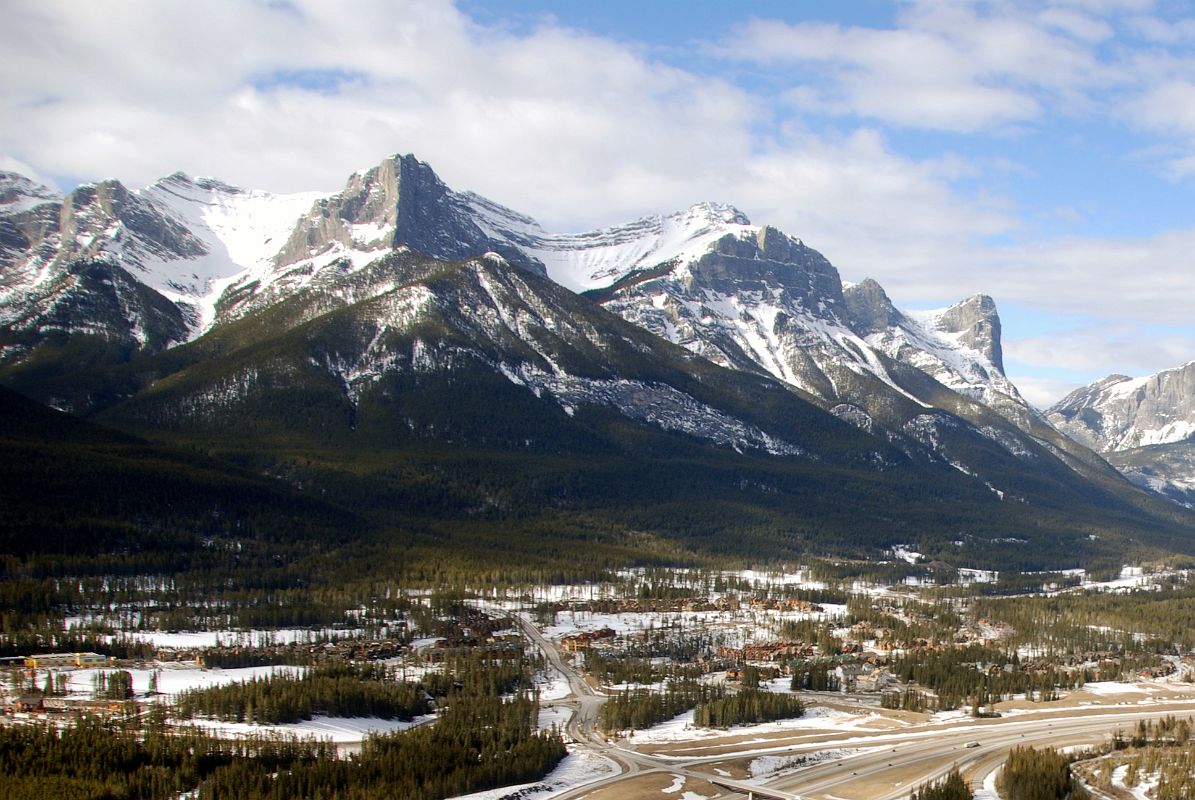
(0, 385), (361, 560)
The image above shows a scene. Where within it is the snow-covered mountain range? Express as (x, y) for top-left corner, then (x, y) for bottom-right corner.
(0, 152), (1179, 512)
(0, 154), (1027, 417)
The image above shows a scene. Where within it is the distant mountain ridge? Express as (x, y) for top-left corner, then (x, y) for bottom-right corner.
(1048, 361), (1195, 507)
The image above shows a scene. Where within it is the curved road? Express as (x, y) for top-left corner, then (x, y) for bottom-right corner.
(507, 607), (1195, 800)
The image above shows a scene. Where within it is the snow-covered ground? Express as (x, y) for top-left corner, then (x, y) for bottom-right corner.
(444, 749), (619, 800)
(121, 628), (365, 649)
(63, 664), (301, 698)
(535, 665), (572, 702)
(1112, 763), (1160, 800)
(1081, 681), (1155, 696)
(626, 705), (885, 745)
(975, 764), (1001, 800)
(191, 714), (433, 743)
(52, 664), (439, 743)
(537, 705), (571, 732)
(747, 749), (861, 781)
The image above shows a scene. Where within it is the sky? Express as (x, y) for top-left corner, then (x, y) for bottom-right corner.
(4, 0), (1195, 407)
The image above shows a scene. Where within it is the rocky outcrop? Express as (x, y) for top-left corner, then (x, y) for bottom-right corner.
(843, 278), (904, 336)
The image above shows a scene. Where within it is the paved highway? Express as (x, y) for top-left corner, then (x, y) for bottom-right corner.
(504, 605), (1195, 800)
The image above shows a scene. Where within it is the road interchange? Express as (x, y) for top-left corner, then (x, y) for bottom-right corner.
(510, 609), (1195, 800)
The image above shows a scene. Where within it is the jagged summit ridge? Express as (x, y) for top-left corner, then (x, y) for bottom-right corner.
(11, 151), (1195, 530)
(0, 152), (1029, 441)
(463, 195), (757, 294)
(0, 153), (767, 341)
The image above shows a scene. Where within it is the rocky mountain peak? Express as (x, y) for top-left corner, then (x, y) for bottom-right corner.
(929, 294), (1004, 374)
(682, 201), (752, 227)
(153, 172), (244, 196)
(842, 278), (904, 335)
(61, 178), (209, 269)
(271, 153), (545, 276)
(686, 225), (843, 308)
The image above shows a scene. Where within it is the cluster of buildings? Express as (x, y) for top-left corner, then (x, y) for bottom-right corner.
(3, 652), (122, 719)
(21, 652), (112, 669)
(420, 634), (525, 662)
(746, 597), (823, 613)
(560, 628), (618, 652)
(716, 642), (817, 663)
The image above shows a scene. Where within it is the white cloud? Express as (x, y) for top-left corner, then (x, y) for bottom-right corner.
(718, 2), (1118, 132)
(1006, 326), (1195, 376)
(1004, 374), (1086, 409)
(1127, 80), (1195, 138)
(0, 0), (763, 229)
(1037, 8), (1115, 42)
(3, 0), (1195, 392)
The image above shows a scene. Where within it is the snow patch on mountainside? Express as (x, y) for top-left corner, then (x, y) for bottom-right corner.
(137, 174), (324, 330)
(464, 197), (754, 293)
(1138, 421), (1195, 447)
(1103, 375), (1149, 401)
(499, 362), (807, 457)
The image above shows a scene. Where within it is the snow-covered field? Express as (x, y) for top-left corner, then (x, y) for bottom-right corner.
(748, 749), (862, 781)
(64, 664), (301, 697)
(626, 705), (885, 745)
(122, 628), (365, 649)
(192, 714), (433, 743)
(444, 750), (619, 800)
(51, 664), (440, 743)
(1081, 681), (1155, 696)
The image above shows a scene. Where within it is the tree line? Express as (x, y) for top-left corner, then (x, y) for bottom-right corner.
(0, 654), (564, 800)
(173, 663), (431, 725)
(998, 746), (1089, 800)
(692, 688), (804, 728)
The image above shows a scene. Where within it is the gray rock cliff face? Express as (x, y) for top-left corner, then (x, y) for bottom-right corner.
(935, 294), (1003, 374)
(274, 154), (544, 274)
(0, 173), (63, 267)
(63, 180), (210, 273)
(0, 175), (200, 359)
(1047, 363), (1195, 507)
(842, 278), (905, 336)
(1048, 363), (1195, 452)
